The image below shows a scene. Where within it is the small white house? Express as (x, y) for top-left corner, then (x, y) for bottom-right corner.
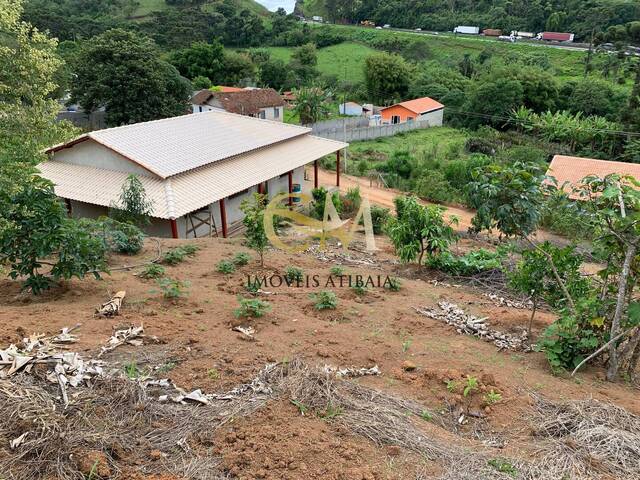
(191, 88), (285, 122)
(41, 111), (347, 238)
(339, 102), (364, 116)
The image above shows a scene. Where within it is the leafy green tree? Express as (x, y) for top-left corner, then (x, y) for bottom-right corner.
(222, 51), (256, 86)
(292, 85), (331, 125)
(365, 52), (412, 105)
(0, 1), (109, 293)
(259, 58), (289, 90)
(386, 196), (457, 265)
(192, 76), (212, 89)
(467, 162), (546, 239)
(290, 43), (318, 85)
(509, 243), (590, 338)
(169, 40), (226, 82)
(0, 175), (108, 293)
(71, 29), (191, 127)
(463, 78), (524, 128)
(241, 193), (269, 267)
(110, 175), (154, 227)
(503, 66), (559, 113)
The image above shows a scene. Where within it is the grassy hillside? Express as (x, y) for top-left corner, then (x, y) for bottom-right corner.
(264, 41), (377, 83)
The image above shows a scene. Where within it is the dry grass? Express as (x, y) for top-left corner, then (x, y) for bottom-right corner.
(534, 396), (640, 480)
(2, 360), (638, 480)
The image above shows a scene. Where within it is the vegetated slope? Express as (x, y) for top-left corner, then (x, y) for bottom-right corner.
(22, 0), (268, 33)
(265, 41), (376, 83)
(1, 234), (640, 479)
(300, 0), (640, 42)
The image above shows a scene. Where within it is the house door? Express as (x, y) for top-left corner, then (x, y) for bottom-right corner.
(391, 115), (401, 124)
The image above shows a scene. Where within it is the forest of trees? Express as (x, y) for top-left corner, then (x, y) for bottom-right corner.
(312, 0), (640, 42)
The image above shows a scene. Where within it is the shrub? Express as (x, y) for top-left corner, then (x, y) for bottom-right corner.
(538, 312), (602, 373)
(369, 205), (390, 235)
(427, 249), (504, 276)
(284, 266), (304, 283)
(84, 217), (145, 255)
(330, 266), (345, 276)
(414, 171), (457, 204)
(139, 263), (165, 279)
(157, 277), (189, 299)
(232, 251), (252, 266)
(109, 174), (153, 227)
(310, 290), (338, 310)
(234, 296), (271, 318)
(340, 187), (362, 218)
(216, 259), (236, 274)
(385, 277), (402, 292)
(161, 244), (199, 265)
(310, 187), (341, 220)
(352, 282), (367, 296)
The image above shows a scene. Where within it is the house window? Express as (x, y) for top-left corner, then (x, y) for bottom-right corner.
(391, 115), (401, 124)
(198, 106), (203, 112)
(274, 107), (280, 117)
(259, 110), (266, 119)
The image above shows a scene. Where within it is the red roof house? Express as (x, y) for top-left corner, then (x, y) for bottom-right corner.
(380, 97), (444, 125)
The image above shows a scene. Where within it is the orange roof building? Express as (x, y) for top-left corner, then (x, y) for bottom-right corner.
(380, 97), (444, 125)
(546, 155), (640, 198)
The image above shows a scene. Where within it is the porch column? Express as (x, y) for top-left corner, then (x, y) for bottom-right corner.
(288, 170), (294, 207)
(219, 198), (228, 238)
(170, 219), (179, 239)
(336, 150), (341, 187)
(314, 160), (319, 189)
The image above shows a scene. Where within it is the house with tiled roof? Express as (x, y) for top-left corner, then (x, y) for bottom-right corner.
(546, 155), (640, 199)
(41, 111), (346, 238)
(191, 88), (285, 122)
(380, 97), (444, 126)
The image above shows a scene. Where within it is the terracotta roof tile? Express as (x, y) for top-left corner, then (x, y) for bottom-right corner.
(382, 97), (444, 114)
(546, 155), (640, 198)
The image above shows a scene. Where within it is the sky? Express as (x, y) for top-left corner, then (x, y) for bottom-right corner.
(254, 0), (296, 14)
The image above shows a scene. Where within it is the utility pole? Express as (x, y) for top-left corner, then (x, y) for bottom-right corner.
(584, 28), (595, 77)
(342, 64), (348, 174)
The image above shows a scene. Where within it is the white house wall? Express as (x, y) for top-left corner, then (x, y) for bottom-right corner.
(418, 109), (444, 127)
(53, 140), (154, 177)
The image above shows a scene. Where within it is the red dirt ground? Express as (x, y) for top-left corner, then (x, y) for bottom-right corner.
(1, 234), (638, 479)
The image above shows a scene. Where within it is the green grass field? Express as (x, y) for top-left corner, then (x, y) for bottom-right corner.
(264, 42), (377, 83)
(344, 127), (471, 171)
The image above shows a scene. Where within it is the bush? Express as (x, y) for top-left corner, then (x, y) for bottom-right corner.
(385, 277), (402, 292)
(216, 259), (236, 274)
(161, 244), (199, 265)
(538, 313), (602, 372)
(414, 171), (457, 204)
(330, 265), (345, 276)
(427, 249), (504, 276)
(369, 205), (390, 235)
(157, 277), (189, 299)
(234, 296), (271, 318)
(284, 266), (304, 283)
(340, 187), (362, 218)
(310, 187), (341, 220)
(139, 263), (165, 279)
(310, 290), (338, 310)
(91, 217), (144, 255)
(232, 251), (252, 266)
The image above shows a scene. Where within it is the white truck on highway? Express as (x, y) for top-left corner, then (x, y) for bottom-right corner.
(454, 26), (479, 35)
